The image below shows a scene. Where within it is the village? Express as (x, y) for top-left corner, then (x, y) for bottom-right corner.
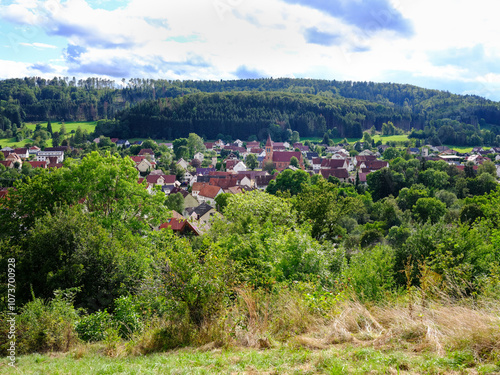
(1, 134), (499, 237)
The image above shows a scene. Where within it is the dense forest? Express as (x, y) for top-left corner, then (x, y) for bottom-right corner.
(2, 77), (500, 144)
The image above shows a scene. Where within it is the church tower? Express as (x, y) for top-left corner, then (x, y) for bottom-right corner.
(264, 134), (273, 165)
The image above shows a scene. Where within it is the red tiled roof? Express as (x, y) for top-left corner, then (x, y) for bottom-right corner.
(192, 182), (208, 192)
(272, 151), (302, 163)
(320, 168), (349, 179)
(28, 161), (47, 168)
(163, 175), (177, 184)
(356, 155), (377, 162)
(362, 160), (389, 170)
(47, 163), (63, 169)
(209, 177), (238, 189)
(321, 159), (346, 168)
(146, 175), (164, 184)
(159, 218), (186, 231)
(138, 148), (154, 156)
(199, 185), (222, 199)
(130, 155), (146, 163)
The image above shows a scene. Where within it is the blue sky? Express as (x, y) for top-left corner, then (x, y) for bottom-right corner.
(1, 0), (500, 100)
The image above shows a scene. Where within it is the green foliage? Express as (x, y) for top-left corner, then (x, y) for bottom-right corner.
(367, 167), (404, 201)
(413, 197), (447, 223)
(293, 178), (365, 242)
(266, 169), (310, 196)
(0, 290), (80, 355)
(342, 245), (396, 302)
(75, 310), (114, 342)
(396, 184), (429, 211)
(245, 153), (258, 170)
(214, 192), (231, 213)
(165, 192), (184, 214)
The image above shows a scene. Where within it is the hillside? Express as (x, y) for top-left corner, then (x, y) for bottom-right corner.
(2, 77), (500, 145)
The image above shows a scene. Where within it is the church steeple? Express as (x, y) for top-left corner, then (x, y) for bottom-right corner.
(265, 134), (273, 164)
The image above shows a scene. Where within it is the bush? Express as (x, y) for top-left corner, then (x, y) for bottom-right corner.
(0, 290), (79, 355)
(342, 245), (396, 302)
(75, 310), (113, 342)
(113, 296), (144, 339)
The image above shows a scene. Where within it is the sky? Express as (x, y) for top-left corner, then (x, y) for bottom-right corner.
(1, 0), (500, 100)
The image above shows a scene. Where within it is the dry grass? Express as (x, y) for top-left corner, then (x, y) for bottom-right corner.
(203, 287), (500, 363)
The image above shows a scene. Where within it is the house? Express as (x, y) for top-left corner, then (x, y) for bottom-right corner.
(321, 159), (348, 170)
(159, 142), (173, 149)
(27, 161), (48, 169)
(359, 160), (389, 171)
(234, 139), (244, 147)
(193, 152), (204, 162)
(255, 174), (276, 190)
(116, 140), (130, 148)
(320, 168), (350, 182)
(138, 148), (155, 160)
(191, 182), (207, 197)
(159, 217), (201, 236)
(44, 146), (71, 152)
(467, 155), (490, 165)
(29, 146), (41, 155)
(353, 155), (377, 167)
(196, 168), (216, 176)
(204, 142), (214, 151)
(0, 160), (16, 169)
(136, 158), (154, 173)
(233, 161), (247, 173)
(176, 158), (189, 170)
(186, 202), (219, 228)
(246, 141), (260, 150)
(14, 148), (29, 159)
(198, 185), (224, 205)
(146, 174), (166, 187)
(36, 151), (64, 163)
(263, 135), (304, 171)
(312, 158), (322, 171)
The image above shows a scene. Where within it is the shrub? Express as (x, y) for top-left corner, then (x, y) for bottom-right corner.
(75, 310), (113, 342)
(342, 245), (396, 302)
(0, 290), (79, 355)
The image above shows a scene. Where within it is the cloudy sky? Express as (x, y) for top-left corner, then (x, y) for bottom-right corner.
(1, 0), (499, 99)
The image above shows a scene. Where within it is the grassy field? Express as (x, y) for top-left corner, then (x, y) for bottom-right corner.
(447, 145), (474, 153)
(25, 121), (97, 133)
(4, 344), (498, 374)
(372, 134), (410, 143)
(0, 137), (35, 149)
(0, 122), (97, 149)
(3, 297), (500, 375)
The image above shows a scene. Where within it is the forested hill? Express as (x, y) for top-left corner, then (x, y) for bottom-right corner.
(2, 77), (500, 140)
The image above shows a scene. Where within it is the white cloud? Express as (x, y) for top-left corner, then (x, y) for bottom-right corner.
(19, 41), (57, 48)
(0, 0), (499, 99)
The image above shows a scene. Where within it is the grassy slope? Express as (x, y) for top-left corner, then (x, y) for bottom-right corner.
(3, 299), (499, 374)
(0, 122), (97, 148)
(5, 345), (497, 375)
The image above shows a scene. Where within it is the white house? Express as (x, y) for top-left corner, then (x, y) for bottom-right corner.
(176, 158), (189, 170)
(233, 161), (247, 173)
(193, 152), (204, 162)
(36, 151), (64, 163)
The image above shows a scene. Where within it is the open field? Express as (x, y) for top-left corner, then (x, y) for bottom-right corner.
(447, 145), (474, 153)
(25, 121), (97, 133)
(0, 137), (35, 149)
(372, 134), (410, 143)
